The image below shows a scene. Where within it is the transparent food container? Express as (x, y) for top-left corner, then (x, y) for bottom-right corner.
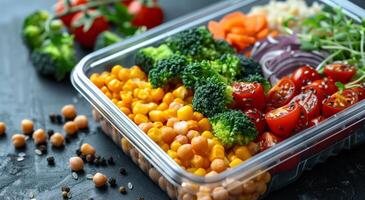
(71, 0), (365, 199)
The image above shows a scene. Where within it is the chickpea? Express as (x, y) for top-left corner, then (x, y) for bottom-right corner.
(50, 132), (64, 147)
(63, 121), (78, 135)
(93, 172), (107, 187)
(210, 159), (226, 173)
(212, 187), (229, 200)
(161, 127), (177, 144)
(0, 122), (6, 135)
(175, 135), (188, 145)
(80, 143), (96, 156)
(177, 144), (194, 160)
(191, 136), (209, 156)
(32, 129), (47, 145)
(69, 156), (84, 171)
(21, 119), (34, 135)
(61, 104), (77, 120)
(74, 115), (89, 129)
(12, 134), (26, 148)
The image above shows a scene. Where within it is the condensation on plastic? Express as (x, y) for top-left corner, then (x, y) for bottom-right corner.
(71, 0), (365, 199)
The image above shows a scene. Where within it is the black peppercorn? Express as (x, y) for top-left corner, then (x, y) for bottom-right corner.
(49, 113), (57, 123)
(119, 167), (127, 175)
(75, 149), (81, 156)
(56, 114), (63, 124)
(100, 157), (107, 166)
(38, 144), (47, 154)
(107, 156), (115, 165)
(47, 156), (55, 166)
(61, 186), (70, 192)
(108, 177), (116, 187)
(47, 129), (54, 137)
(86, 154), (94, 164)
(119, 186), (127, 194)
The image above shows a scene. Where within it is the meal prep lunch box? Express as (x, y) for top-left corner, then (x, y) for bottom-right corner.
(71, 0), (365, 199)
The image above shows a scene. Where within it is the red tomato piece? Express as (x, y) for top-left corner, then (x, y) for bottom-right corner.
(308, 77), (338, 97)
(322, 89), (359, 118)
(265, 102), (301, 138)
(54, 0), (87, 28)
(309, 115), (325, 127)
(323, 63), (357, 84)
(71, 10), (109, 49)
(233, 82), (266, 111)
(351, 87), (365, 101)
(267, 77), (297, 109)
(244, 108), (267, 134)
(128, 0), (164, 29)
(290, 90), (321, 120)
(256, 132), (283, 152)
(291, 66), (321, 91)
(301, 84), (325, 103)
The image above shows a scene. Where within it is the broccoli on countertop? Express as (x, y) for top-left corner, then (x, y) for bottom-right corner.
(192, 82), (233, 117)
(241, 73), (272, 94)
(210, 110), (258, 147)
(165, 26), (235, 61)
(22, 10), (50, 50)
(134, 44), (174, 73)
(148, 54), (188, 88)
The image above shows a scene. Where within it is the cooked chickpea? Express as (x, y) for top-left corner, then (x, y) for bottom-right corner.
(63, 121), (78, 135)
(61, 104), (77, 120)
(161, 127), (177, 144)
(191, 136), (209, 156)
(21, 119), (34, 135)
(93, 172), (108, 187)
(0, 122), (6, 135)
(74, 115), (89, 129)
(212, 187), (229, 200)
(174, 135), (188, 145)
(69, 156), (84, 171)
(211, 159), (226, 173)
(12, 134), (26, 148)
(32, 129), (47, 145)
(177, 144), (194, 160)
(80, 143), (96, 156)
(50, 132), (64, 147)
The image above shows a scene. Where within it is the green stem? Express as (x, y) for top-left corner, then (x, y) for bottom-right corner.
(347, 73), (365, 86)
(316, 50), (342, 72)
(322, 45), (365, 55)
(360, 29), (365, 67)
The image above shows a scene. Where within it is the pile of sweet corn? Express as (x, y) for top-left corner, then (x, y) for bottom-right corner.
(90, 65), (259, 176)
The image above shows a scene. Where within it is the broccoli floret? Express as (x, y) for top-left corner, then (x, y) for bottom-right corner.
(181, 61), (227, 89)
(214, 40), (235, 55)
(30, 34), (76, 81)
(209, 110), (258, 147)
(22, 10), (50, 50)
(210, 54), (244, 82)
(238, 55), (263, 77)
(192, 82), (233, 117)
(241, 74), (272, 94)
(135, 44), (173, 73)
(165, 26), (221, 60)
(95, 31), (123, 50)
(148, 54), (188, 88)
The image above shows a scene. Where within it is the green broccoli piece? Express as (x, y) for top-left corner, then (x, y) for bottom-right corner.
(210, 54), (244, 82)
(192, 82), (233, 117)
(135, 44), (173, 73)
(95, 31), (123, 50)
(22, 10), (50, 50)
(165, 26), (220, 60)
(214, 40), (235, 55)
(241, 74), (272, 94)
(30, 34), (76, 81)
(238, 55), (263, 77)
(181, 61), (227, 89)
(148, 54), (188, 88)
(209, 110), (258, 147)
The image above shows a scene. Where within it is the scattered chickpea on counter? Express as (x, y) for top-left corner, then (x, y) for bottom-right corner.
(0, 122), (6, 135)
(50, 132), (65, 147)
(69, 156), (84, 171)
(21, 119), (34, 135)
(61, 104), (77, 120)
(80, 143), (96, 156)
(12, 134), (26, 148)
(93, 172), (108, 187)
(74, 115), (89, 129)
(32, 129), (47, 145)
(64, 121), (78, 135)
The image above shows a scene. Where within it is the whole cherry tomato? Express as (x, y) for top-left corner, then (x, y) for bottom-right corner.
(256, 132), (283, 152)
(128, 0), (164, 29)
(291, 66), (321, 91)
(71, 9), (109, 49)
(323, 63), (357, 84)
(244, 108), (267, 134)
(267, 77), (297, 110)
(307, 77), (338, 97)
(290, 90), (321, 120)
(265, 102), (301, 138)
(54, 0), (87, 28)
(233, 82), (266, 111)
(322, 89), (359, 118)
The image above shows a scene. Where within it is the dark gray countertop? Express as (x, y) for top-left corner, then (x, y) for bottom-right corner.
(0, 0), (364, 200)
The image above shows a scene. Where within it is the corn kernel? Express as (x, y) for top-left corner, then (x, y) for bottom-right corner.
(137, 88), (151, 100)
(120, 107), (131, 115)
(157, 102), (169, 111)
(177, 105), (194, 121)
(229, 158), (243, 167)
(194, 168), (206, 176)
(134, 114), (149, 125)
(146, 103), (158, 111)
(121, 92), (133, 104)
(193, 112), (204, 121)
(198, 118), (211, 131)
(187, 168), (197, 173)
(167, 150), (178, 159)
(130, 66), (146, 79)
(187, 120), (199, 131)
(128, 114), (135, 120)
(166, 117), (178, 127)
(174, 158), (182, 166)
(170, 141), (181, 151)
(160, 142), (170, 152)
(191, 155), (204, 168)
(172, 86), (188, 99)
(234, 146), (251, 161)
(111, 65), (123, 76)
(201, 131), (213, 139)
(209, 146), (225, 161)
(147, 127), (161, 142)
(104, 74), (116, 85)
(173, 98), (185, 105)
(162, 92), (174, 104)
(153, 122), (164, 128)
(151, 88), (164, 102)
(132, 102), (149, 115)
(90, 73), (104, 88)
(118, 68), (130, 82)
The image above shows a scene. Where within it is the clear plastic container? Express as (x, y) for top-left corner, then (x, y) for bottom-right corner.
(71, 0), (365, 199)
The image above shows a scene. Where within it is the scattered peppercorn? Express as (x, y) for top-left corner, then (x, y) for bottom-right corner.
(49, 113), (57, 123)
(119, 167), (127, 175)
(47, 156), (55, 166)
(47, 129), (54, 137)
(119, 186), (127, 194)
(0, 122), (6, 135)
(62, 191), (68, 199)
(75, 149), (82, 156)
(21, 119), (34, 135)
(56, 114), (63, 124)
(108, 177), (117, 187)
(93, 172), (107, 187)
(38, 144), (47, 154)
(65, 136), (71, 143)
(80, 154), (87, 162)
(61, 104), (77, 120)
(100, 157), (107, 166)
(107, 156), (115, 165)
(61, 186), (70, 192)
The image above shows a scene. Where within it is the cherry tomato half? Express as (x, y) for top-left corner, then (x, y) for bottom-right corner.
(323, 63), (357, 84)
(294, 105), (309, 133)
(265, 102), (301, 138)
(71, 9), (109, 49)
(244, 108), (267, 134)
(322, 89), (359, 118)
(256, 132), (283, 152)
(233, 82), (266, 111)
(128, 0), (164, 29)
(267, 77), (297, 110)
(352, 87), (365, 101)
(54, 0), (87, 28)
(290, 90), (321, 120)
(308, 77), (338, 97)
(291, 66), (321, 91)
